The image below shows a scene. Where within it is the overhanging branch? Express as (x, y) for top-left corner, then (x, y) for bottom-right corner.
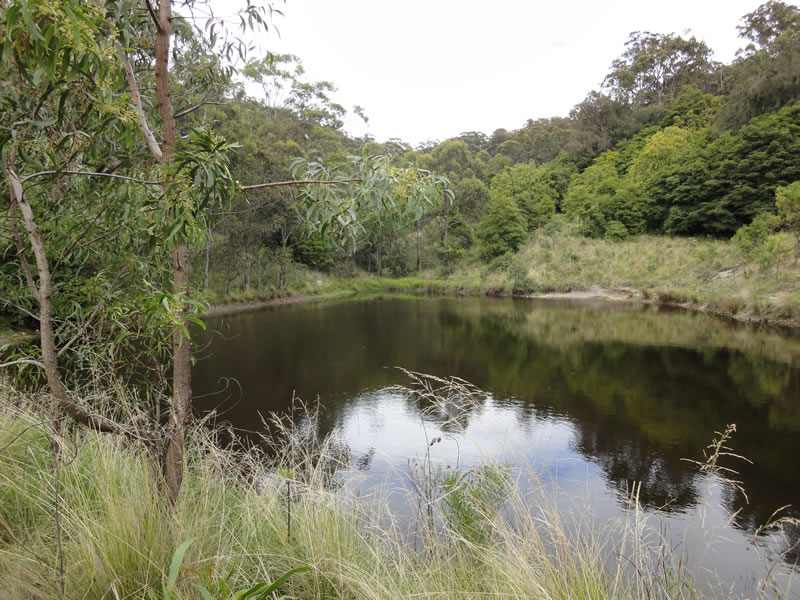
(21, 170), (161, 186)
(175, 100), (230, 119)
(241, 178), (361, 191)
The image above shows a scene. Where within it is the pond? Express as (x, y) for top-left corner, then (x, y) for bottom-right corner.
(193, 294), (800, 597)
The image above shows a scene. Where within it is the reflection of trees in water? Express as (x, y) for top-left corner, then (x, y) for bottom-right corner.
(572, 415), (700, 511)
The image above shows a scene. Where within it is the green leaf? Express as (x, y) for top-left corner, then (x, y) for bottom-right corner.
(186, 317), (206, 330)
(165, 539), (194, 595)
(241, 566), (311, 600)
(192, 584), (216, 600)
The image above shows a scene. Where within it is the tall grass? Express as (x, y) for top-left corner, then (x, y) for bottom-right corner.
(0, 378), (790, 599)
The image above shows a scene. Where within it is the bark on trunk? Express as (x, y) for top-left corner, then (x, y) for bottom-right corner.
(164, 245), (191, 503)
(442, 199), (450, 248)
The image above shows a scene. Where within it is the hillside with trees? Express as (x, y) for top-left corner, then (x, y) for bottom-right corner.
(181, 1), (800, 316)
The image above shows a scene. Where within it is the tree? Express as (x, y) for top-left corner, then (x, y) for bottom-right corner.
(737, 0), (800, 54)
(719, 2), (800, 129)
(2, 0), (454, 505)
(478, 194), (527, 260)
(243, 53), (347, 129)
(490, 162), (557, 230)
(563, 151), (650, 238)
(455, 177), (490, 223)
(603, 31), (714, 106)
(290, 153), (453, 276)
(776, 181), (800, 262)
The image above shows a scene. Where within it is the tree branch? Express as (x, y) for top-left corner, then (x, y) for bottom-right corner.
(0, 299), (40, 322)
(57, 304), (102, 358)
(143, 0), (163, 32)
(175, 100), (230, 119)
(241, 178), (361, 191)
(21, 170), (161, 186)
(114, 41), (164, 161)
(0, 359), (45, 369)
(8, 197), (41, 303)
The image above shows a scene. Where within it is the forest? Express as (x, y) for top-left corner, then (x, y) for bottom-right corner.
(2, 0), (800, 598)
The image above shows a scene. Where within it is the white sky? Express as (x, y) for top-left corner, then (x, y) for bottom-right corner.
(227, 0), (763, 146)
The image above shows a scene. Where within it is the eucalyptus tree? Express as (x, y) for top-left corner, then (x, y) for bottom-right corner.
(243, 53), (348, 131)
(603, 31), (714, 106)
(291, 153), (453, 275)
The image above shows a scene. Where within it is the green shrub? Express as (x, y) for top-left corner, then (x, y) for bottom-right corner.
(478, 194), (527, 260)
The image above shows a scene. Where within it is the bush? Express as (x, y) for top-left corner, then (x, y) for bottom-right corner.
(604, 220), (629, 241)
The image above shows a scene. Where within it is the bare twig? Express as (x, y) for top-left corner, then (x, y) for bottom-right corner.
(57, 304), (102, 358)
(52, 205), (110, 275)
(0, 359), (45, 369)
(0, 299), (40, 321)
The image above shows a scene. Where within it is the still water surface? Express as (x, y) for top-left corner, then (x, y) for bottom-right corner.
(193, 295), (800, 596)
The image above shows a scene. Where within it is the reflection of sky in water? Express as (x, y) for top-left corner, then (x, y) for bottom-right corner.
(331, 387), (798, 598)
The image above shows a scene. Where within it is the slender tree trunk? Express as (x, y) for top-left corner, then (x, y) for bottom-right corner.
(442, 199), (450, 248)
(203, 231), (211, 291)
(415, 221), (422, 272)
(153, 0), (189, 504)
(375, 235), (383, 276)
(164, 246), (191, 503)
(279, 232), (289, 291)
(7, 161), (127, 438)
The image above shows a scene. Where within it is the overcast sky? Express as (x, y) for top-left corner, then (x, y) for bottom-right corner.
(226, 0), (764, 146)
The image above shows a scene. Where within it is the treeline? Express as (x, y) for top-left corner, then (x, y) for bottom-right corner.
(203, 0), (800, 289)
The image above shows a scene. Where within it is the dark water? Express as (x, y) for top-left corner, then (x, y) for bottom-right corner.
(193, 295), (800, 595)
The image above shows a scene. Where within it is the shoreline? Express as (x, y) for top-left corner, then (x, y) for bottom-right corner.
(206, 283), (800, 331)
(203, 290), (356, 316)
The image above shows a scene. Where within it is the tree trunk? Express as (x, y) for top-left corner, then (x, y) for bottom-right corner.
(415, 221), (422, 272)
(164, 245), (191, 503)
(375, 235), (383, 276)
(203, 231), (211, 291)
(153, 0), (189, 504)
(442, 199), (450, 248)
(279, 234), (288, 290)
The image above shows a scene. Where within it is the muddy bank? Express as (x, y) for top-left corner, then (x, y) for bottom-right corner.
(204, 291), (354, 316)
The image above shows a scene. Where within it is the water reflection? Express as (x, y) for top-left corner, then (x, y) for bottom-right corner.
(193, 295), (800, 579)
